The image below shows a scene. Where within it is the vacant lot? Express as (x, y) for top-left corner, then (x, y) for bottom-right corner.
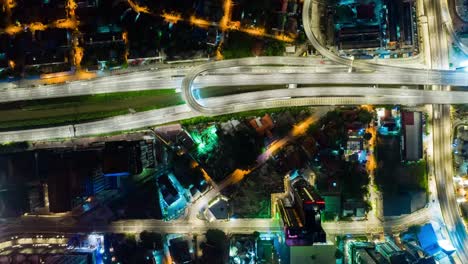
(226, 163), (284, 218)
(375, 135), (427, 193)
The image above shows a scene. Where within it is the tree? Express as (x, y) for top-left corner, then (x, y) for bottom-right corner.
(139, 231), (163, 251)
(206, 229), (227, 246)
(407, 224), (422, 235)
(340, 163), (370, 199)
(222, 32), (254, 59)
(222, 129), (262, 169)
(172, 155), (204, 189)
(252, 231), (260, 240)
(363, 132), (372, 141)
(201, 229), (228, 264)
(335, 249), (344, 259)
(114, 236), (137, 263)
(357, 110), (373, 124)
(264, 41), (285, 56)
(0, 141), (30, 154)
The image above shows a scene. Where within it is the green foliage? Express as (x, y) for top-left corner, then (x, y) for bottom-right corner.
(239, 200), (271, 218)
(0, 90), (182, 131)
(314, 109), (349, 149)
(113, 234), (150, 264)
(357, 109), (374, 124)
(341, 163), (370, 199)
(0, 141), (30, 153)
(406, 160), (428, 191)
(264, 41), (285, 56)
(231, 163), (283, 218)
(375, 135), (401, 193)
(335, 236), (343, 246)
(17, 89), (177, 110)
(375, 135), (428, 194)
(365, 200), (372, 212)
(364, 132), (372, 141)
(407, 224), (422, 235)
(222, 32), (254, 59)
(453, 104), (468, 115)
(0, 109), (129, 131)
(354, 236), (368, 242)
(322, 211), (337, 222)
(202, 229), (228, 264)
(139, 231), (163, 251)
(181, 107), (310, 127)
(335, 249), (344, 259)
(335, 5), (355, 24)
(173, 155), (205, 189)
(221, 129), (263, 169)
(423, 112), (431, 136)
(206, 229), (227, 246)
(297, 32), (307, 43)
(252, 231), (260, 239)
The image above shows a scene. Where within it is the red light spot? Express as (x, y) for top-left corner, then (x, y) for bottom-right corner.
(304, 200), (325, 205)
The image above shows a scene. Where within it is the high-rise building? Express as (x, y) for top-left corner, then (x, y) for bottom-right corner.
(278, 177), (326, 246)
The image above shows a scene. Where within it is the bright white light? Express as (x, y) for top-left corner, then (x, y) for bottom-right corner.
(460, 60), (468, 67)
(377, 108), (385, 118)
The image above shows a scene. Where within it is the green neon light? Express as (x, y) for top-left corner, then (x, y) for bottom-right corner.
(190, 125), (218, 156)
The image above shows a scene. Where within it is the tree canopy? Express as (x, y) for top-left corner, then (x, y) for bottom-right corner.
(221, 129), (263, 169)
(139, 231), (163, 251)
(201, 229), (228, 264)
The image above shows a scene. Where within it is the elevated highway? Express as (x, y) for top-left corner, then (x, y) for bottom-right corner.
(1, 86), (468, 143)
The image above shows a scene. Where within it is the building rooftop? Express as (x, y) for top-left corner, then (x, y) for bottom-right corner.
(292, 178), (324, 205)
(41, 150), (101, 213)
(249, 114), (274, 138)
(401, 111), (423, 161)
(417, 224), (441, 256)
(207, 196), (230, 220)
(158, 174), (179, 206)
(383, 191), (426, 216)
(290, 244), (336, 264)
(102, 141), (144, 176)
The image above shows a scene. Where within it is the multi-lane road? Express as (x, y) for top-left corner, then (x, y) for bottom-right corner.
(1, 86), (468, 143)
(0, 206), (431, 239)
(0, 0), (466, 261)
(0, 60), (348, 103)
(1, 61), (467, 104)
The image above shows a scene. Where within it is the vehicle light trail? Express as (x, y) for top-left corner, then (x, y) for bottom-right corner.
(162, 12), (183, 24)
(127, 0), (150, 14)
(189, 16), (212, 28)
(28, 22), (47, 33)
(258, 111), (324, 163)
(4, 24), (21, 35)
